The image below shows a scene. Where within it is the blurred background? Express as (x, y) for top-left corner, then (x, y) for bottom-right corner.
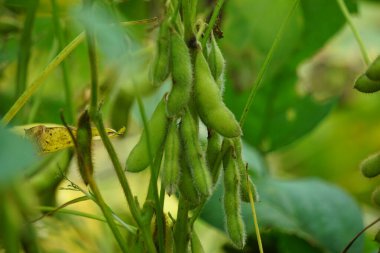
(1, 0), (380, 252)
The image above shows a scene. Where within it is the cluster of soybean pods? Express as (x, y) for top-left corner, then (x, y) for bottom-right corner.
(125, 1), (258, 249)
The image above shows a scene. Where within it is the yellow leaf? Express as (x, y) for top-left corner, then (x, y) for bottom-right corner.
(23, 125), (126, 153)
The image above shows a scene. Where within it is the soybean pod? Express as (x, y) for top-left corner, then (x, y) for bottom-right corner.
(126, 97), (169, 172)
(354, 74), (380, 93)
(366, 55), (380, 81)
(162, 119), (181, 196)
(194, 50), (241, 138)
(206, 128), (222, 184)
(223, 140), (246, 249)
(166, 30), (193, 117)
(180, 108), (212, 196)
(76, 111), (93, 185)
(208, 33), (225, 91)
(152, 19), (171, 87)
(360, 153), (380, 178)
(178, 148), (201, 209)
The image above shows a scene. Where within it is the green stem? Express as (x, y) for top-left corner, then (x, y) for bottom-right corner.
(200, 0), (224, 49)
(15, 0), (39, 98)
(135, 94), (165, 253)
(181, 0), (197, 42)
(51, 0), (75, 123)
(87, 177), (129, 253)
(239, 0), (299, 128)
(174, 197), (190, 253)
(336, 0), (370, 65)
(94, 114), (157, 253)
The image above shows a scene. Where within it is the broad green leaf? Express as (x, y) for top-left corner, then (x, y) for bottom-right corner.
(0, 125), (38, 186)
(202, 178), (364, 253)
(222, 0), (357, 152)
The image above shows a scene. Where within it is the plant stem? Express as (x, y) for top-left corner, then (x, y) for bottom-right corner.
(87, 177), (129, 253)
(135, 94), (165, 253)
(94, 114), (157, 253)
(15, 0), (39, 99)
(239, 0), (300, 128)
(174, 197), (190, 253)
(51, 0), (75, 123)
(200, 0), (224, 49)
(336, 0), (370, 66)
(1, 18), (156, 126)
(341, 217), (380, 253)
(181, 0), (197, 42)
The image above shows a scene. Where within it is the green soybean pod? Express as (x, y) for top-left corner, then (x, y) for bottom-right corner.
(76, 110), (93, 185)
(194, 50), (241, 138)
(180, 108), (212, 196)
(152, 20), (171, 87)
(206, 128), (222, 184)
(162, 119), (181, 196)
(126, 97), (169, 172)
(223, 140), (246, 249)
(354, 74), (380, 93)
(366, 55), (380, 81)
(208, 33), (225, 90)
(233, 138), (259, 202)
(360, 153), (380, 178)
(178, 149), (202, 209)
(166, 30), (193, 117)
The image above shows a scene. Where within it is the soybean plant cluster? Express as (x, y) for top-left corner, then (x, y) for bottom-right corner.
(124, 4), (257, 249)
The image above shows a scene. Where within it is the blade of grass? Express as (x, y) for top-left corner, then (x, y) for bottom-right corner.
(1, 18), (157, 126)
(36, 206), (138, 232)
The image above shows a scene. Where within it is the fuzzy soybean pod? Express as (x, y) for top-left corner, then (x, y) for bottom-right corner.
(360, 153), (380, 178)
(354, 74), (380, 93)
(178, 149), (202, 209)
(223, 140), (246, 249)
(76, 110), (93, 185)
(233, 138), (259, 202)
(152, 20), (171, 86)
(180, 108), (212, 196)
(208, 33), (225, 90)
(162, 119), (181, 196)
(206, 128), (222, 184)
(366, 55), (380, 81)
(126, 97), (169, 172)
(194, 50), (241, 138)
(166, 30), (193, 117)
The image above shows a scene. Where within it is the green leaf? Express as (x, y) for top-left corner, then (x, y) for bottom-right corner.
(0, 125), (38, 186)
(222, 0), (357, 152)
(202, 178), (364, 253)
